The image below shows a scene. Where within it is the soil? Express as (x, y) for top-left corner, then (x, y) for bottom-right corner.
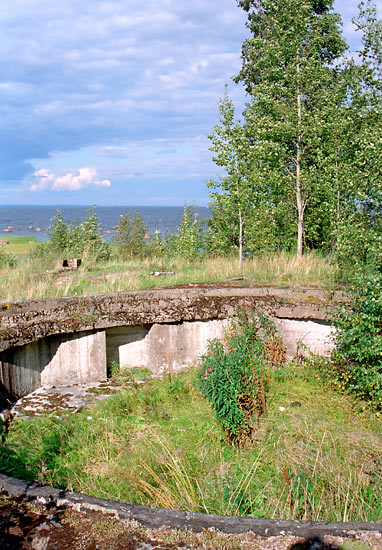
(1, 494), (382, 550)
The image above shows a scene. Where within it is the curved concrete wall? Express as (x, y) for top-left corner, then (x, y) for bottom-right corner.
(0, 287), (338, 398)
(1, 473), (382, 539)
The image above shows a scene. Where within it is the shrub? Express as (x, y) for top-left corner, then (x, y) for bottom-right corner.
(329, 270), (382, 410)
(0, 250), (17, 269)
(115, 211), (148, 259)
(48, 209), (110, 261)
(169, 204), (205, 260)
(197, 315), (269, 446)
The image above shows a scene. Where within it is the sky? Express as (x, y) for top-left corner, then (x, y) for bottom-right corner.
(0, 0), (380, 206)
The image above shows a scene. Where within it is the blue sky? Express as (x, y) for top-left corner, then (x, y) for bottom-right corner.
(0, 0), (380, 206)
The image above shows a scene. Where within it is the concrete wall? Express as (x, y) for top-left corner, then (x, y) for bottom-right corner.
(275, 319), (335, 357)
(106, 318), (334, 375)
(106, 319), (230, 375)
(0, 330), (107, 398)
(0, 287), (339, 354)
(0, 316), (335, 399)
(0, 285), (340, 399)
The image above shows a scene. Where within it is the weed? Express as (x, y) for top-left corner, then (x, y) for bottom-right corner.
(328, 270), (382, 410)
(198, 315), (270, 446)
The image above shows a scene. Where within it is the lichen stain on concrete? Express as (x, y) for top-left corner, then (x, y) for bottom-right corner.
(0, 287), (339, 354)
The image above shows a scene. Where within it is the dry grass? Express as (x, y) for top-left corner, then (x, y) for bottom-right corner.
(0, 250), (339, 302)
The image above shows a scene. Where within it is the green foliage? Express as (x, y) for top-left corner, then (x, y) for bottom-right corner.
(0, 250), (17, 269)
(115, 211), (148, 260)
(329, 270), (382, 409)
(207, 94), (281, 260)
(168, 205), (205, 260)
(1, 365), (381, 521)
(333, 1), (382, 270)
(48, 209), (111, 261)
(198, 316), (268, 446)
(207, 0), (381, 264)
(234, 0), (347, 258)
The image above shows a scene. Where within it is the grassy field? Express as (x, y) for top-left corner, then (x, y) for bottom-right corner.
(0, 235), (39, 256)
(0, 243), (340, 303)
(1, 362), (381, 522)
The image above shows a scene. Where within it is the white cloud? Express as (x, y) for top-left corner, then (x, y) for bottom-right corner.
(28, 167), (111, 191)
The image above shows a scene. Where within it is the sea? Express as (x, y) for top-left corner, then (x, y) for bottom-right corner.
(0, 205), (211, 241)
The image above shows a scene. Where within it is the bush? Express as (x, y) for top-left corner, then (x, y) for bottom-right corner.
(48, 209), (110, 261)
(329, 270), (382, 410)
(115, 211), (148, 259)
(0, 250), (17, 269)
(169, 205), (205, 260)
(197, 315), (269, 446)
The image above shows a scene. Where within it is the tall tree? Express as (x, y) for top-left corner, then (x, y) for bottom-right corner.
(207, 92), (251, 268)
(207, 91), (279, 265)
(334, 1), (382, 269)
(235, 0), (347, 257)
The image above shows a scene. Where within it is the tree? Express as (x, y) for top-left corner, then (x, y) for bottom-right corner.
(115, 211), (148, 259)
(48, 209), (110, 261)
(170, 204), (205, 260)
(207, 92), (251, 268)
(207, 91), (281, 264)
(334, 1), (382, 271)
(235, 0), (347, 257)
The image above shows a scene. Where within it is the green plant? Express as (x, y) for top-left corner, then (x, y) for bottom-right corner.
(48, 209), (111, 261)
(198, 316), (269, 446)
(0, 250), (17, 269)
(115, 211), (148, 260)
(170, 205), (205, 260)
(329, 269), (382, 410)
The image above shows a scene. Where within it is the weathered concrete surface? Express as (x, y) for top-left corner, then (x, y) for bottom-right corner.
(275, 319), (335, 356)
(0, 330), (106, 398)
(10, 380), (125, 418)
(1, 473), (381, 539)
(107, 319), (231, 374)
(0, 287), (339, 353)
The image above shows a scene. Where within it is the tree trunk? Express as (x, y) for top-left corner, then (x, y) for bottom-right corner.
(296, 64), (304, 259)
(238, 206), (243, 270)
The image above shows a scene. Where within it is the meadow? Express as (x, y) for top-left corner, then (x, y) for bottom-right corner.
(0, 235), (340, 303)
(1, 362), (381, 522)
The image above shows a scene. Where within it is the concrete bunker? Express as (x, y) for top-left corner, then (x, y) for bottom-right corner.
(0, 287), (337, 400)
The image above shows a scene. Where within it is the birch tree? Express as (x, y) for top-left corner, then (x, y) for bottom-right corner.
(207, 92), (251, 268)
(236, 0), (347, 257)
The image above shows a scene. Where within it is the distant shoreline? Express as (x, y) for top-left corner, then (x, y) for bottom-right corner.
(0, 205), (211, 241)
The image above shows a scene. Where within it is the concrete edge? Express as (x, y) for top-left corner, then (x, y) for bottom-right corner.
(1, 473), (381, 538)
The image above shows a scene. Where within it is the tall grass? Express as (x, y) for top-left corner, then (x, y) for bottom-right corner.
(0, 250), (339, 303)
(1, 364), (381, 522)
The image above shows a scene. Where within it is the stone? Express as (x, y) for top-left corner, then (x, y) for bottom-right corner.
(56, 258), (82, 271)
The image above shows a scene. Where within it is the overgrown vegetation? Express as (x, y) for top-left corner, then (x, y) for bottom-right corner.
(316, 269), (382, 411)
(115, 211), (148, 260)
(198, 315), (270, 446)
(0, 249), (17, 269)
(1, 360), (381, 522)
(0, 223), (340, 303)
(46, 209), (111, 261)
(207, 0), (382, 267)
